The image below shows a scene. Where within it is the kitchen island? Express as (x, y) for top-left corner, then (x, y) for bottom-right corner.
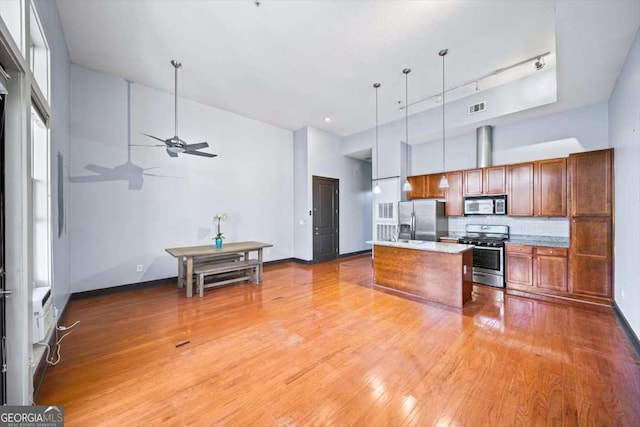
(368, 240), (475, 308)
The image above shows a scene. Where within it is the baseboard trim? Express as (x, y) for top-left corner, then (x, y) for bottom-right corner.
(612, 301), (640, 360)
(339, 249), (372, 258)
(294, 250), (372, 266)
(71, 277), (176, 300)
(69, 252), (373, 299)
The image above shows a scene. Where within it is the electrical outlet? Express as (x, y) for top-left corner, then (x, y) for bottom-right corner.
(136, 264), (143, 272)
(53, 306), (59, 318)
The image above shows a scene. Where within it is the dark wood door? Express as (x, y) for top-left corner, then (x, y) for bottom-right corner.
(463, 169), (483, 195)
(569, 149), (612, 217)
(483, 165), (506, 195)
(536, 158), (567, 217)
(444, 171), (463, 216)
(313, 176), (339, 263)
(508, 162), (534, 216)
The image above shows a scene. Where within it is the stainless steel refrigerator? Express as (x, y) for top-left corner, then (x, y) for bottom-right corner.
(398, 200), (448, 241)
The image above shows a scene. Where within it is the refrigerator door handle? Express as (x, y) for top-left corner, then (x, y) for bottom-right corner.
(411, 212), (416, 240)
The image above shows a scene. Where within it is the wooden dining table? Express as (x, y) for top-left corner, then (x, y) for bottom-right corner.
(165, 241), (273, 297)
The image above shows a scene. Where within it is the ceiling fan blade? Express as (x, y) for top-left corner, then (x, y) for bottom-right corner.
(184, 142), (209, 151)
(166, 148), (179, 158)
(182, 150), (217, 158)
(129, 144), (165, 147)
(84, 164), (112, 174)
(142, 133), (169, 144)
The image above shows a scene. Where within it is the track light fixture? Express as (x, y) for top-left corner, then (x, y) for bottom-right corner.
(535, 57), (545, 71)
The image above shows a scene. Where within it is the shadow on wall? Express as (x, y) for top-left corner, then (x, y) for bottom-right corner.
(495, 137), (583, 164)
(69, 80), (181, 191)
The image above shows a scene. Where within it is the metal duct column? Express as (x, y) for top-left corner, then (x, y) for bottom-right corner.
(476, 125), (493, 168)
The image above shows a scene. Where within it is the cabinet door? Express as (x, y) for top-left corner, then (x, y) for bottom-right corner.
(508, 162), (534, 216)
(569, 218), (612, 299)
(426, 173), (445, 198)
(464, 169), (483, 196)
(506, 252), (534, 287)
(569, 149), (612, 217)
(535, 255), (567, 292)
(444, 171), (463, 216)
(483, 166), (507, 195)
(536, 158), (567, 217)
(407, 175), (426, 200)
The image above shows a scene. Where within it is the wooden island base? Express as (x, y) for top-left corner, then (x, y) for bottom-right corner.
(373, 244), (473, 308)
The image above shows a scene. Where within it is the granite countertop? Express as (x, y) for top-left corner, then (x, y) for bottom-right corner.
(507, 235), (570, 248)
(366, 240), (474, 254)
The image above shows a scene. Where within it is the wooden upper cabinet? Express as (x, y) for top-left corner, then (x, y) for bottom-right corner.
(407, 175), (426, 200)
(407, 174), (445, 199)
(426, 174), (445, 199)
(535, 158), (567, 217)
(569, 149), (613, 217)
(464, 166), (506, 196)
(483, 165), (507, 195)
(464, 169), (483, 195)
(444, 171), (463, 216)
(508, 162), (534, 216)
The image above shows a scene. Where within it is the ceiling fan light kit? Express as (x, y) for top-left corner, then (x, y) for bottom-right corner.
(134, 60), (217, 159)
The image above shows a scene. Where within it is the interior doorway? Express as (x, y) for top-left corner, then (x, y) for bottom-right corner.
(312, 176), (339, 263)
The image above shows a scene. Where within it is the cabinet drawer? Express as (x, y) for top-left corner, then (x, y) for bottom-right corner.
(506, 244), (533, 254)
(535, 247), (568, 257)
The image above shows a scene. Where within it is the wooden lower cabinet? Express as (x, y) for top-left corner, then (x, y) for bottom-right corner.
(569, 218), (612, 299)
(506, 244), (568, 295)
(535, 247), (568, 292)
(506, 245), (533, 288)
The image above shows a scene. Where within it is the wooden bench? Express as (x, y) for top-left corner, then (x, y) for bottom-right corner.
(194, 259), (260, 297)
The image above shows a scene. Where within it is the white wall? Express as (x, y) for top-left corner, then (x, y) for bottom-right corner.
(609, 29), (640, 339)
(304, 126), (372, 258)
(412, 102), (609, 174)
(36, 0), (71, 316)
(293, 128), (310, 260)
(68, 65), (294, 292)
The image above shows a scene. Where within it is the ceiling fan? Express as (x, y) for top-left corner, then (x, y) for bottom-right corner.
(132, 60), (217, 158)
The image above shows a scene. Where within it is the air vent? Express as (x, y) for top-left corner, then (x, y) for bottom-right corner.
(377, 202), (394, 219)
(376, 224), (397, 241)
(468, 101), (486, 115)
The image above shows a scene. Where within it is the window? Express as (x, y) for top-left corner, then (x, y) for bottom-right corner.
(31, 105), (51, 287)
(29, 2), (49, 101)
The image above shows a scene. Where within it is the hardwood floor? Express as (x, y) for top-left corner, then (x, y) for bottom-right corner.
(38, 255), (640, 426)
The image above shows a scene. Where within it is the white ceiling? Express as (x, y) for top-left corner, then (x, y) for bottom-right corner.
(56, 0), (639, 137)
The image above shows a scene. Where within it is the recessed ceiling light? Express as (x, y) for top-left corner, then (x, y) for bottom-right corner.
(324, 117), (332, 123)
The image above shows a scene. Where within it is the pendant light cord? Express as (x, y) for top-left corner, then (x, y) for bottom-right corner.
(374, 83), (380, 182)
(442, 52), (445, 172)
(403, 69), (411, 177)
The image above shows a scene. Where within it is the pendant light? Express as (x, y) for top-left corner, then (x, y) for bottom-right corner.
(373, 83), (382, 194)
(438, 49), (450, 189)
(402, 68), (412, 192)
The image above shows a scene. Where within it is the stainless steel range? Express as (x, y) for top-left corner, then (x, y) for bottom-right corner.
(458, 224), (509, 288)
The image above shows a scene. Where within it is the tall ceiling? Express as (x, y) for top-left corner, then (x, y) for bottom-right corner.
(56, 0), (639, 137)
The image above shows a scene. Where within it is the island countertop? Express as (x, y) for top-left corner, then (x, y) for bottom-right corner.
(366, 240), (474, 254)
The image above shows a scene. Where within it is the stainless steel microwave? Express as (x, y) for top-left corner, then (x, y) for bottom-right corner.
(463, 195), (507, 215)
